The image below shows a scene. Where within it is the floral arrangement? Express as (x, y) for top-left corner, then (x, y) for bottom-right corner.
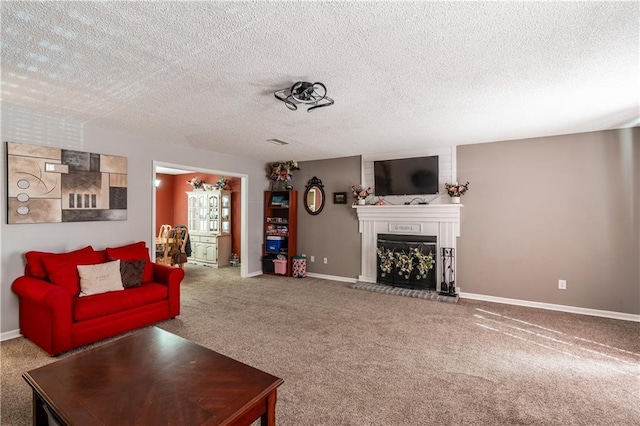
(266, 161), (300, 182)
(186, 177), (204, 189)
(203, 176), (230, 191)
(376, 246), (434, 280)
(351, 184), (372, 200)
(377, 247), (394, 276)
(445, 181), (469, 197)
(216, 175), (228, 189)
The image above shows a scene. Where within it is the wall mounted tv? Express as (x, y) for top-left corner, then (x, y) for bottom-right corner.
(374, 156), (439, 196)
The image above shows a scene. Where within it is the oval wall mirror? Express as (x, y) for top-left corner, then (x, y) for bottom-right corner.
(304, 176), (325, 215)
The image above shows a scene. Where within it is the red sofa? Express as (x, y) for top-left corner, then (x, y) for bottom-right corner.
(11, 242), (184, 356)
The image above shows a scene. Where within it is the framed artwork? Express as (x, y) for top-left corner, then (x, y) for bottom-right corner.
(6, 141), (128, 224)
(333, 192), (347, 204)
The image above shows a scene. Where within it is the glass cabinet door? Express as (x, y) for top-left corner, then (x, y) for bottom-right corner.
(198, 194), (208, 232)
(188, 195), (199, 232)
(208, 194), (219, 233)
(221, 193), (231, 234)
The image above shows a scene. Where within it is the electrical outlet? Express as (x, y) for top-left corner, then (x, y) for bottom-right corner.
(324, 257), (328, 264)
(310, 256), (315, 262)
(558, 279), (566, 290)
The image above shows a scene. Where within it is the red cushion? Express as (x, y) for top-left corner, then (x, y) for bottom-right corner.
(25, 246), (95, 280)
(105, 242), (153, 283)
(74, 283), (168, 321)
(41, 249), (104, 295)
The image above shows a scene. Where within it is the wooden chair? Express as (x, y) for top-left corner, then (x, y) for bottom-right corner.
(171, 227), (189, 269)
(156, 225), (174, 265)
(156, 225), (172, 253)
(157, 224), (172, 239)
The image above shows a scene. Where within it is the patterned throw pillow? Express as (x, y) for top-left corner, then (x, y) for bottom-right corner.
(77, 260), (125, 297)
(119, 259), (146, 288)
(105, 242), (154, 283)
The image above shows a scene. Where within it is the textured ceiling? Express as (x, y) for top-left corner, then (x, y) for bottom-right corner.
(1, 1), (638, 161)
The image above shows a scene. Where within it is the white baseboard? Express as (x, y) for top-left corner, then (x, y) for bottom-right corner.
(246, 270), (263, 278)
(1, 329), (21, 342)
(305, 272), (358, 283)
(460, 292), (640, 322)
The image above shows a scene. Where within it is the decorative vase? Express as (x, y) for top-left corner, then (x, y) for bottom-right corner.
(450, 197), (461, 204)
(358, 198), (366, 205)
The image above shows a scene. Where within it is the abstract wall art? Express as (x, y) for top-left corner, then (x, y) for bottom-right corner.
(6, 142), (128, 224)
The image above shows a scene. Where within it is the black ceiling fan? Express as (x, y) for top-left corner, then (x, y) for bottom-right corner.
(274, 81), (334, 112)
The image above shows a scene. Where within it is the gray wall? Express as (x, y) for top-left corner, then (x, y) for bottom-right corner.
(457, 127), (639, 314)
(1, 105), (267, 334)
(296, 156), (362, 278)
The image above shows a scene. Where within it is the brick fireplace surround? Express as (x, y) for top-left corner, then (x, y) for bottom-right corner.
(353, 204), (462, 293)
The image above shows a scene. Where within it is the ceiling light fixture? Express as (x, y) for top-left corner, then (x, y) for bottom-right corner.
(274, 81), (334, 112)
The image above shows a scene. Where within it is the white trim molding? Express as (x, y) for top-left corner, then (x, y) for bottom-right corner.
(1, 329), (22, 342)
(306, 272), (359, 283)
(460, 292), (640, 322)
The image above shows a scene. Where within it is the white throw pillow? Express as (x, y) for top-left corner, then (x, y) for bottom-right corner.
(77, 260), (125, 297)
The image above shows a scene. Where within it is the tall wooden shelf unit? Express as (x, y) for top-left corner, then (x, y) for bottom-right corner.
(186, 190), (232, 267)
(263, 190), (298, 276)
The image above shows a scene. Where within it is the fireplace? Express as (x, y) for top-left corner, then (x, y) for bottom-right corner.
(353, 204), (462, 293)
(377, 234), (437, 290)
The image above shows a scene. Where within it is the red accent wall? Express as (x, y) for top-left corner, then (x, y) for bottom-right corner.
(156, 174), (242, 262)
(155, 173), (175, 235)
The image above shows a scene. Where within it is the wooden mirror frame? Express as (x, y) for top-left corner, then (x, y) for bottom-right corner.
(304, 176), (325, 215)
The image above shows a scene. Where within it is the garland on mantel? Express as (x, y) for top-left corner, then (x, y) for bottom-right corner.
(377, 247), (434, 280)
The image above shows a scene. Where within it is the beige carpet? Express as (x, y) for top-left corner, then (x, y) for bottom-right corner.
(2, 264), (639, 425)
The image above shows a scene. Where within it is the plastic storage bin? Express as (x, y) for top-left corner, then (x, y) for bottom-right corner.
(266, 236), (285, 253)
(262, 254), (277, 273)
(273, 259), (287, 275)
(292, 256), (307, 278)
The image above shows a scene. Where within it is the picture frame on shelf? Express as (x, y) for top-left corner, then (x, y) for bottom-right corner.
(333, 192), (347, 204)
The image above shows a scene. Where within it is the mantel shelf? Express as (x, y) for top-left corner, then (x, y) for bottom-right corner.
(353, 203), (462, 223)
(352, 204), (463, 209)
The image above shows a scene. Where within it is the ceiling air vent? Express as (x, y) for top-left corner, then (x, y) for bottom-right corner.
(266, 139), (289, 146)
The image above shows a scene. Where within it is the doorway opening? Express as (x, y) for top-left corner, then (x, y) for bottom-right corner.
(152, 161), (249, 278)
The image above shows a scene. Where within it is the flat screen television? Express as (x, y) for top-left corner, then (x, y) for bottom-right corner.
(374, 156), (439, 196)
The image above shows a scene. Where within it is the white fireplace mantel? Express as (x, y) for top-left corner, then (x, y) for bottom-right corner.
(353, 204), (462, 288)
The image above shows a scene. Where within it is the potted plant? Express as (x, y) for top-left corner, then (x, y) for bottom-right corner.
(351, 184), (371, 205)
(444, 181), (469, 204)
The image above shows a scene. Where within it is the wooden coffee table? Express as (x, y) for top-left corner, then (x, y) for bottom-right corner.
(23, 327), (284, 425)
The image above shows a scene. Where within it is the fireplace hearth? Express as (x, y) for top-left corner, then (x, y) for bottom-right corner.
(377, 234), (436, 290)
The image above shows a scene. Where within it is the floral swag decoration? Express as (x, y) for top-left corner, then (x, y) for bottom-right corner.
(186, 177), (204, 189)
(445, 181), (469, 197)
(351, 184), (372, 200)
(266, 161), (300, 182)
(213, 176), (228, 189)
(187, 176), (230, 190)
(377, 246), (435, 280)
